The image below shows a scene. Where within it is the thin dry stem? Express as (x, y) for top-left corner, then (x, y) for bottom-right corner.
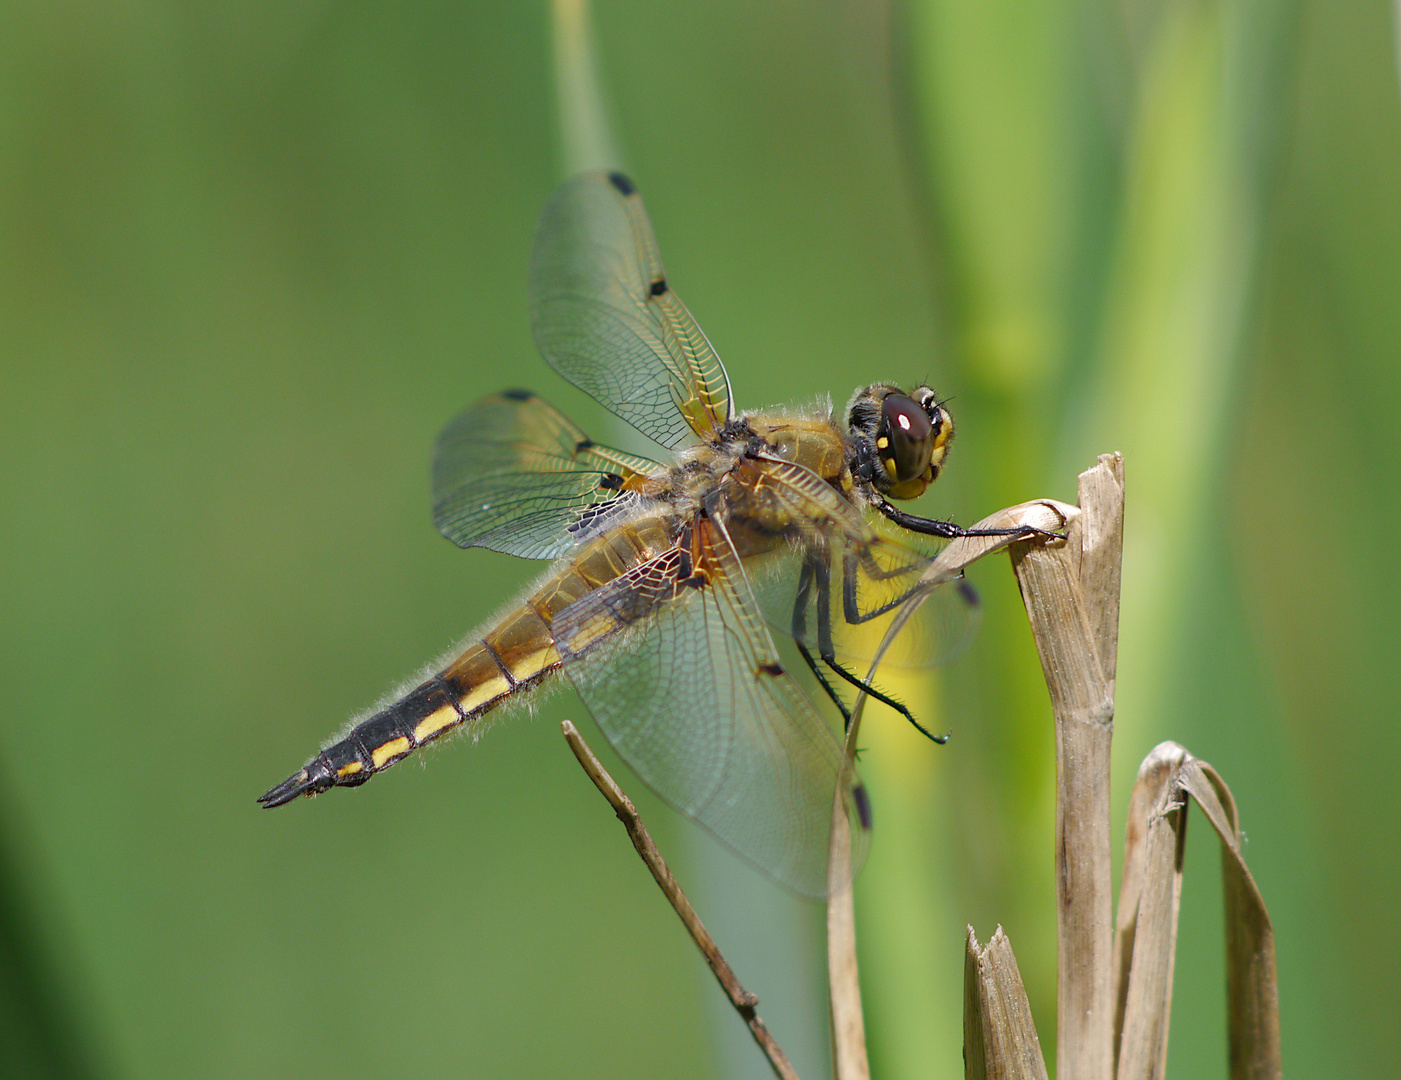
(1178, 763), (1280, 1080)
(1010, 453), (1124, 1080)
(562, 720), (799, 1080)
(1112, 744), (1187, 1063)
(825, 789), (867, 1080)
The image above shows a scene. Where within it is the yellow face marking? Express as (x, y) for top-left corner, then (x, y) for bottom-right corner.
(875, 436), (889, 450)
(886, 476), (930, 500)
(932, 409), (953, 450)
(413, 703), (460, 743)
(460, 675), (510, 714)
(883, 457), (899, 479)
(336, 761), (363, 778)
(371, 736), (411, 768)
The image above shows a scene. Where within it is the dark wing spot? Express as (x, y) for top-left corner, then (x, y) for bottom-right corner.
(649, 277), (669, 297)
(758, 663), (785, 677)
(676, 549), (693, 580)
(597, 473), (624, 491)
(852, 784), (873, 831)
(607, 172), (636, 196)
(568, 492), (638, 538)
(500, 388), (534, 402)
(569, 503), (610, 535)
(575, 438), (595, 452)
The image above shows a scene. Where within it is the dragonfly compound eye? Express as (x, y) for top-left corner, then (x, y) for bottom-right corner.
(878, 394), (935, 488)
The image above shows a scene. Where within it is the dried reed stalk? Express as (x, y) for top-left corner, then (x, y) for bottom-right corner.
(1113, 742), (1280, 1080)
(964, 926), (1050, 1080)
(974, 453), (1278, 1080)
(1112, 742), (1188, 1078)
(826, 784), (867, 1080)
(1009, 453), (1125, 1080)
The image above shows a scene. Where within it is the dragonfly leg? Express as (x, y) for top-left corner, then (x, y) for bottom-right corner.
(797, 641), (852, 727)
(792, 555), (853, 725)
(815, 553), (947, 744)
(875, 500), (1061, 541)
(841, 549), (934, 624)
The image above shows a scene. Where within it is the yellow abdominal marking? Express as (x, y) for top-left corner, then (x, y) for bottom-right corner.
(506, 647), (557, 682)
(459, 675), (510, 713)
(371, 737), (411, 768)
(413, 703), (461, 743)
(561, 615), (615, 656)
(336, 761), (363, 778)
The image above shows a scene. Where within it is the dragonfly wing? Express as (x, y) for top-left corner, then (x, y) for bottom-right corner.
(530, 172), (733, 449)
(432, 390), (664, 560)
(552, 513), (868, 898)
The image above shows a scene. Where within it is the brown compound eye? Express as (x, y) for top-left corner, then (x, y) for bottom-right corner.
(879, 394), (934, 484)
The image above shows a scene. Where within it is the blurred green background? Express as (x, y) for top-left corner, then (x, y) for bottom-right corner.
(2, 1), (1398, 1076)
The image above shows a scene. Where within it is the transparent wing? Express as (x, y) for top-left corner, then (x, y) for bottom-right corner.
(530, 172), (733, 449)
(551, 514), (868, 899)
(432, 390), (664, 561)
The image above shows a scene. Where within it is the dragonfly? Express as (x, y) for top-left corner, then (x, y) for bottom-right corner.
(259, 171), (1035, 897)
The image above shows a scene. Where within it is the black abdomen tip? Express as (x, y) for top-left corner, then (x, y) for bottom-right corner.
(607, 172), (636, 196)
(258, 759), (336, 807)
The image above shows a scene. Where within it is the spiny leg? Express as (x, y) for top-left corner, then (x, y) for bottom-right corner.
(814, 552), (947, 744)
(792, 554), (853, 725)
(875, 500), (1061, 541)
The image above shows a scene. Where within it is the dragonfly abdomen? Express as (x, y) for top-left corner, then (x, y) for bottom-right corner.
(258, 626), (560, 807)
(259, 518), (677, 808)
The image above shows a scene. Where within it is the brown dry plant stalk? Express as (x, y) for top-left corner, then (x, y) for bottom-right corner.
(964, 926), (1050, 1080)
(967, 454), (1279, 1080)
(1112, 743), (1280, 1080)
(1009, 454), (1124, 1080)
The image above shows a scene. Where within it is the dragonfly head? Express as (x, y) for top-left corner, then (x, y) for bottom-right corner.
(846, 384), (954, 500)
